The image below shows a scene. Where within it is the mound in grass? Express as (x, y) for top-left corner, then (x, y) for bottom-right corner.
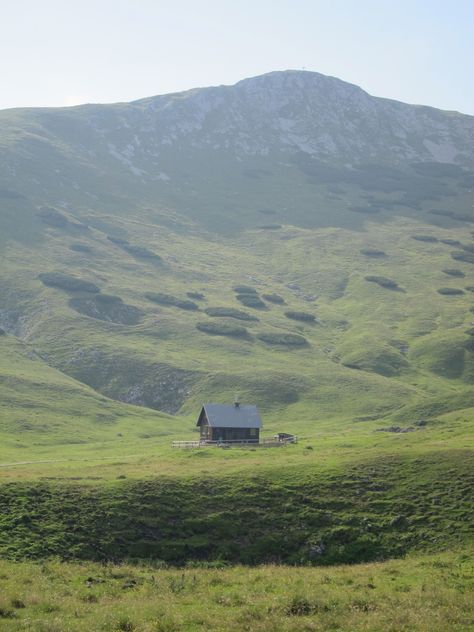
(410, 332), (466, 379)
(284, 310), (316, 323)
(360, 248), (386, 257)
(145, 292), (198, 310)
(437, 287), (465, 295)
(442, 268), (465, 278)
(69, 294), (143, 325)
(365, 275), (400, 290)
(262, 293), (285, 304)
(340, 336), (409, 377)
(236, 294), (267, 309)
(233, 285), (258, 294)
(69, 243), (92, 253)
(204, 307), (258, 321)
(39, 272), (100, 293)
(196, 321), (248, 337)
(257, 332), (308, 346)
(411, 234), (438, 243)
(452, 251), (474, 264)
(186, 291), (205, 300)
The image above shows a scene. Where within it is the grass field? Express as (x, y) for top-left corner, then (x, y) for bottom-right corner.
(0, 549), (472, 631)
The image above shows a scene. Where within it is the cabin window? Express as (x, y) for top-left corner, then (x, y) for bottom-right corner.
(250, 428), (257, 437)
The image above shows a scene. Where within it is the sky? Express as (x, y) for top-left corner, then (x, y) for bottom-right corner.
(1, 0), (473, 114)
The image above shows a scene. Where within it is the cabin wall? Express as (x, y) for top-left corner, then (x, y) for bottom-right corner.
(211, 427), (259, 443)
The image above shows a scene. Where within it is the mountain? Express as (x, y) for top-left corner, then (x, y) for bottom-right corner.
(0, 69), (474, 441)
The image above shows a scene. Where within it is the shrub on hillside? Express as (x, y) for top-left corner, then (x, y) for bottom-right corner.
(107, 235), (129, 246)
(262, 293), (285, 304)
(39, 272), (100, 293)
(0, 327), (6, 336)
(411, 235), (438, 243)
(186, 291), (205, 300)
(69, 243), (92, 253)
(236, 294), (266, 309)
(442, 268), (465, 278)
(204, 307), (258, 321)
(360, 248), (386, 257)
(284, 311), (316, 323)
(365, 275), (400, 290)
(258, 223), (282, 230)
(451, 251), (474, 264)
(437, 287), (465, 295)
(257, 332), (308, 346)
(233, 285), (257, 294)
(465, 286), (474, 293)
(69, 295), (143, 325)
(196, 322), (248, 337)
(440, 238), (461, 246)
(123, 244), (162, 261)
(145, 292), (198, 310)
(37, 207), (70, 227)
(462, 243), (474, 253)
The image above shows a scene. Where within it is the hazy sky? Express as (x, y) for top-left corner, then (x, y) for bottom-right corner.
(1, 0), (473, 114)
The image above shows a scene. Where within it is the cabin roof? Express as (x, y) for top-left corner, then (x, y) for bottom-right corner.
(197, 404), (262, 429)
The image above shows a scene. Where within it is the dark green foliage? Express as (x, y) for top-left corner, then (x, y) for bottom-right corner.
(0, 328), (6, 336)
(452, 251), (474, 264)
(257, 332), (308, 346)
(69, 295), (143, 325)
(365, 276), (400, 290)
(461, 243), (474, 253)
(258, 224), (282, 230)
(236, 294), (266, 309)
(360, 249), (386, 257)
(440, 238), (461, 246)
(186, 291), (205, 300)
(284, 311), (316, 323)
(0, 453), (471, 565)
(39, 272), (100, 293)
(437, 288), (465, 296)
(442, 269), (465, 278)
(262, 293), (285, 304)
(69, 243), (92, 253)
(145, 293), (198, 310)
(196, 322), (248, 337)
(411, 235), (438, 243)
(204, 307), (258, 321)
(107, 235), (128, 246)
(233, 285), (257, 294)
(465, 286), (474, 293)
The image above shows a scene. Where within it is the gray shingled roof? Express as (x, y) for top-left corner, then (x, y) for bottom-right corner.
(198, 404), (262, 428)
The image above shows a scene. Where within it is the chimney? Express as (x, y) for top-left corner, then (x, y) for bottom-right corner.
(234, 394), (240, 408)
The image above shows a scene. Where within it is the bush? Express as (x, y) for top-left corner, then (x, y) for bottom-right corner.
(465, 286), (474, 293)
(461, 243), (474, 253)
(204, 307), (258, 321)
(233, 285), (257, 294)
(236, 294), (266, 309)
(196, 322), (248, 337)
(360, 248), (386, 257)
(37, 207), (70, 227)
(123, 244), (162, 261)
(69, 295), (143, 325)
(262, 293), (285, 304)
(437, 287), (465, 295)
(440, 238), (461, 246)
(284, 311), (316, 322)
(258, 224), (282, 230)
(442, 268), (465, 277)
(451, 251), (474, 264)
(145, 292), (198, 310)
(69, 243), (92, 253)
(0, 328), (6, 336)
(186, 291), (205, 300)
(107, 235), (129, 245)
(257, 332), (308, 346)
(411, 235), (438, 243)
(39, 272), (100, 293)
(365, 275), (400, 290)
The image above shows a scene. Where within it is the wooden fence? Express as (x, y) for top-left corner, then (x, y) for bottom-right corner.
(171, 436), (298, 449)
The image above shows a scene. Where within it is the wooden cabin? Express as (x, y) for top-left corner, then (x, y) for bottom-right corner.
(196, 402), (262, 444)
